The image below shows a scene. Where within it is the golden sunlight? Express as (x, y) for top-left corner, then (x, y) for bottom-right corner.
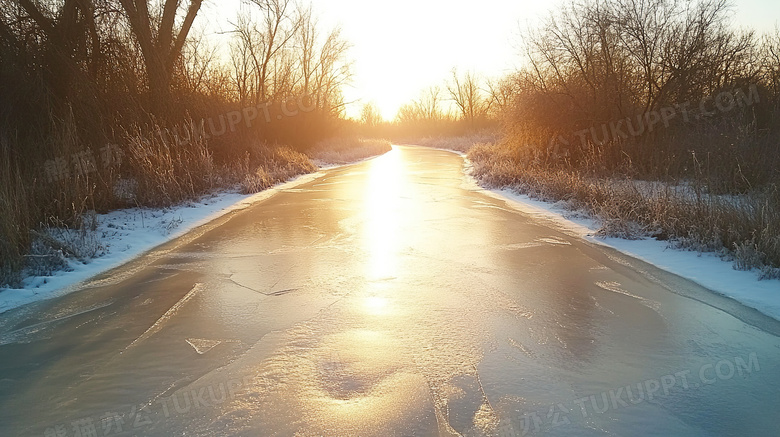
(363, 147), (403, 281)
(363, 296), (390, 316)
(3, 0), (780, 435)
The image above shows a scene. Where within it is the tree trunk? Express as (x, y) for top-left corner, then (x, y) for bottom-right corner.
(118, 0), (203, 118)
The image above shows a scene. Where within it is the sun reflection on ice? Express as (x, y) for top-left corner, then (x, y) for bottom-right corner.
(363, 147), (404, 281)
(364, 296), (390, 316)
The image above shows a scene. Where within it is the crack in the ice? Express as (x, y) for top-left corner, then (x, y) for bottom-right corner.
(125, 283), (204, 350)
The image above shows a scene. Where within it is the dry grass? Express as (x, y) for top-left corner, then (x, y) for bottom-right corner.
(240, 166), (275, 194)
(239, 143), (318, 194)
(257, 144), (318, 182)
(0, 141), (32, 287)
(468, 141), (780, 279)
(412, 131), (501, 153)
(307, 137), (392, 165)
(125, 125), (217, 206)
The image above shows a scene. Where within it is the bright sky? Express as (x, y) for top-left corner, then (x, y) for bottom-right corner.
(203, 0), (779, 120)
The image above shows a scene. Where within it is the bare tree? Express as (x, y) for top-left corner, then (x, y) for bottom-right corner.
(396, 86), (447, 124)
(230, 18), (256, 104)
(235, 0), (298, 103)
(177, 29), (219, 96)
(447, 69), (488, 129)
(9, 0), (104, 102)
(761, 28), (780, 99)
(296, 4), (317, 96)
(518, 0), (757, 132)
(419, 86), (445, 121)
(312, 26), (351, 114)
(360, 102), (382, 127)
(118, 0), (203, 114)
(612, 0), (678, 112)
(486, 76), (515, 119)
(658, 0), (754, 103)
(228, 0), (351, 118)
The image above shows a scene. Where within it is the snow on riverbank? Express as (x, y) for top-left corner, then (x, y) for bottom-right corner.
(0, 171), (325, 314)
(486, 188), (780, 322)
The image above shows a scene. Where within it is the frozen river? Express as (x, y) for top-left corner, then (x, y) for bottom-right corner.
(1, 146), (778, 436)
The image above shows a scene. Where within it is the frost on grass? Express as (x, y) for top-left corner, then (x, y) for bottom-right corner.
(239, 144), (317, 194)
(413, 132), (501, 153)
(308, 137), (392, 166)
(17, 212), (106, 286)
(5, 201), (197, 291)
